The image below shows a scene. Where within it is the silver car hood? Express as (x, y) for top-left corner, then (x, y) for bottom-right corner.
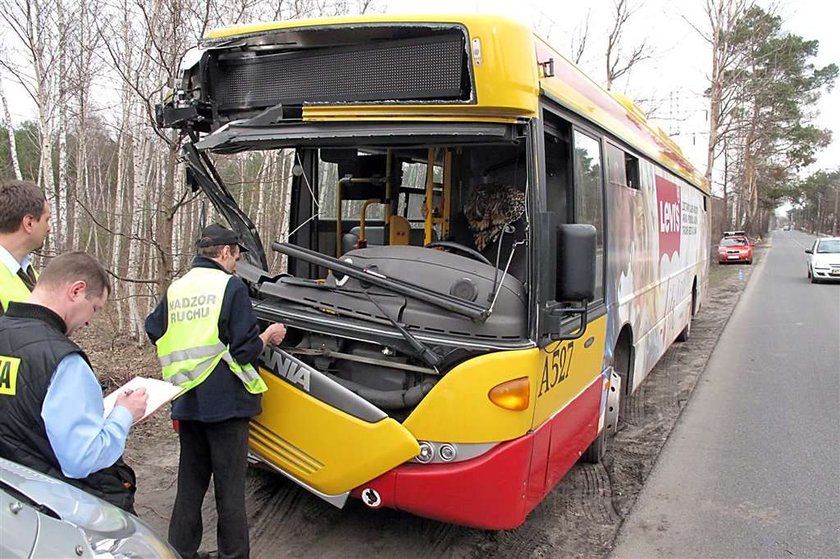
(812, 253), (840, 266)
(0, 457), (136, 537)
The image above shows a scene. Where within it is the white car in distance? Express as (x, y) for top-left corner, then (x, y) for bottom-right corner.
(805, 237), (840, 283)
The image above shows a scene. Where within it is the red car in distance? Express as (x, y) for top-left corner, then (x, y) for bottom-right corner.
(718, 235), (753, 264)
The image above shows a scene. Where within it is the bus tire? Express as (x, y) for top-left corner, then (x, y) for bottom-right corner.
(676, 316), (691, 342)
(581, 370), (621, 464)
(581, 427), (607, 463)
(676, 287), (696, 342)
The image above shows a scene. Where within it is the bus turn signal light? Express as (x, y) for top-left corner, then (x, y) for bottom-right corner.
(488, 377), (530, 411)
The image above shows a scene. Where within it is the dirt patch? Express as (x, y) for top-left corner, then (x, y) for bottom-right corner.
(82, 253), (758, 558)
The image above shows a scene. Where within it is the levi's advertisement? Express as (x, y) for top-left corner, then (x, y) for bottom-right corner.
(656, 175), (681, 260)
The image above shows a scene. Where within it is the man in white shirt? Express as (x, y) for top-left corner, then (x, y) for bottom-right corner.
(0, 180), (51, 315)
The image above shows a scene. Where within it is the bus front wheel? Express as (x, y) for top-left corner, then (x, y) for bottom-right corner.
(581, 369), (621, 464)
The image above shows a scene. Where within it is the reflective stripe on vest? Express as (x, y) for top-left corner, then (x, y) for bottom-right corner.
(155, 267), (267, 394)
(0, 264), (34, 312)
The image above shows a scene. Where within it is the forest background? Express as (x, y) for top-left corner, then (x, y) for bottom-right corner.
(0, 0), (836, 338)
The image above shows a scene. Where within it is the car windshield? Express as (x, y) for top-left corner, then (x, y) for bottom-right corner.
(721, 237), (748, 246)
(816, 240), (840, 253)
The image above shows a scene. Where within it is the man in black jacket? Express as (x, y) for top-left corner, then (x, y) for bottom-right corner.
(0, 251), (148, 512)
(146, 224), (285, 559)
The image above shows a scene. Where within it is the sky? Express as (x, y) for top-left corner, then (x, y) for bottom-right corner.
(385, 0), (840, 183)
(2, 0), (837, 186)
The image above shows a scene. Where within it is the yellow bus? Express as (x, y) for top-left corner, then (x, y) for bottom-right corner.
(158, 13), (709, 529)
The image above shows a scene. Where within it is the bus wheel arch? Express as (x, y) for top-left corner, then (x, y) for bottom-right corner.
(614, 325), (635, 428)
(613, 325), (635, 395)
(691, 277), (698, 315)
(677, 278), (697, 342)
(581, 326), (633, 463)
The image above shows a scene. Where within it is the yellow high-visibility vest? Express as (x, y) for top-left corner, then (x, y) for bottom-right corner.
(155, 267), (267, 394)
(0, 264), (35, 313)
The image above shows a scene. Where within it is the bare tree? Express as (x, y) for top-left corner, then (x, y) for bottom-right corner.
(0, 73), (22, 180)
(0, 0), (383, 337)
(571, 10), (591, 65)
(52, 0), (70, 251)
(688, 0), (750, 188)
(0, 0), (58, 231)
(64, 0), (104, 250)
(605, 0), (651, 90)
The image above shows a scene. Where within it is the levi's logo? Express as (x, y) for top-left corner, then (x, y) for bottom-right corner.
(656, 175), (681, 259)
(0, 355), (20, 396)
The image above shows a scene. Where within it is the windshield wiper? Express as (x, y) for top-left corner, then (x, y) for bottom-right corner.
(362, 292), (440, 368)
(272, 242), (489, 321)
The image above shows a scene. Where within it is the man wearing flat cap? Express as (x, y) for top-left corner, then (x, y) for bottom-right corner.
(145, 223), (286, 559)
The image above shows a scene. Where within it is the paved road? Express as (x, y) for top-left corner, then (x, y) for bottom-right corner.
(612, 230), (840, 558)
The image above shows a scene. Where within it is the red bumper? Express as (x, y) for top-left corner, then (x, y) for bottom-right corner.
(351, 378), (603, 529)
(719, 252), (751, 263)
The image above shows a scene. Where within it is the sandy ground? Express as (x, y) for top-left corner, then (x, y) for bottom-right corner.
(78, 250), (757, 558)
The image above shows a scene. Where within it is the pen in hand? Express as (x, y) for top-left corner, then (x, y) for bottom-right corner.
(115, 387), (148, 423)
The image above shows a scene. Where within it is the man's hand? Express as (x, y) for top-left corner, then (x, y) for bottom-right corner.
(115, 387), (148, 424)
(260, 323), (287, 347)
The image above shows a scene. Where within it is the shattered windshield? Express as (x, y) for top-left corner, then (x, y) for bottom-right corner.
(302, 143), (529, 272)
(183, 129), (533, 345)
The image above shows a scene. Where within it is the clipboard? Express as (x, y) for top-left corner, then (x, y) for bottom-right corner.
(103, 376), (184, 424)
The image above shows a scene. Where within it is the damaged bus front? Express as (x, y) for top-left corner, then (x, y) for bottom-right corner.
(158, 15), (607, 530)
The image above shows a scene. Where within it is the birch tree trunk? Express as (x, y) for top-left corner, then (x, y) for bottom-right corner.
(158, 139), (178, 292)
(68, 0), (100, 250)
(20, 0), (58, 238)
(52, 0), (69, 251)
(0, 75), (22, 180)
(126, 106), (148, 340)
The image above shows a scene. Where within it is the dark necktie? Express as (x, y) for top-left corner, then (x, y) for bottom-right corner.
(16, 265), (37, 291)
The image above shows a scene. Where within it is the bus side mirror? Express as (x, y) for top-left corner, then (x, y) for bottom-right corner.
(540, 223), (597, 344)
(556, 224), (596, 302)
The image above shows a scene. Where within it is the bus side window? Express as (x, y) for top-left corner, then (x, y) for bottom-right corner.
(606, 143), (625, 188)
(573, 130), (604, 301)
(544, 131), (571, 220)
(625, 153), (640, 190)
(606, 143), (640, 191)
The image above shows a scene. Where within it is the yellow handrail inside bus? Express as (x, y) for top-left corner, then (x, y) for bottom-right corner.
(424, 147), (437, 245)
(358, 198), (384, 244)
(442, 148), (452, 239)
(336, 180), (343, 257)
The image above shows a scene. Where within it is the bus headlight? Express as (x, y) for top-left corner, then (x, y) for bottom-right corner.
(417, 442), (434, 463)
(488, 377), (530, 411)
(438, 444), (457, 462)
(411, 442), (497, 464)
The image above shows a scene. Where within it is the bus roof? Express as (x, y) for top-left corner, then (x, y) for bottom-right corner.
(203, 14), (708, 192)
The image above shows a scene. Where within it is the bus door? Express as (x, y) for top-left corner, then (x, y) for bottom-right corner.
(532, 114), (609, 491)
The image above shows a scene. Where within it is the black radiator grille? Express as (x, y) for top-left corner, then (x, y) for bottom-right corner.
(210, 33), (470, 112)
